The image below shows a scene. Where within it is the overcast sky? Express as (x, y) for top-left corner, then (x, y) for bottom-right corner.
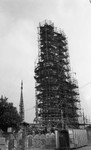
(0, 0), (91, 123)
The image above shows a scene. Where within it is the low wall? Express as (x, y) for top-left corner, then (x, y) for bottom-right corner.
(25, 133), (56, 150)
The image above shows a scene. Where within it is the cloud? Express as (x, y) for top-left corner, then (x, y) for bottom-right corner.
(0, 9), (13, 37)
(0, 0), (31, 18)
(0, 19), (36, 61)
(0, 0), (61, 39)
(56, 0), (89, 21)
(80, 84), (91, 117)
(0, 0), (58, 21)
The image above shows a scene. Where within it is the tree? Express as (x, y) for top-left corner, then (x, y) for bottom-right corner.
(0, 96), (21, 132)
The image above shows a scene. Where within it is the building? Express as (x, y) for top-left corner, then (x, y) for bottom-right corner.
(34, 20), (81, 128)
(19, 81), (24, 122)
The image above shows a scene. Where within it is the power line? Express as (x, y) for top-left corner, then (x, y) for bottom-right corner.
(80, 82), (91, 89)
(24, 106), (35, 112)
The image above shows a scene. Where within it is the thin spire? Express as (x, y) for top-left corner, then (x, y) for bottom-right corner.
(21, 80), (23, 90)
(19, 80), (24, 122)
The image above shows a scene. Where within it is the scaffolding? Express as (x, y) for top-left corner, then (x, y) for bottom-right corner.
(34, 20), (81, 128)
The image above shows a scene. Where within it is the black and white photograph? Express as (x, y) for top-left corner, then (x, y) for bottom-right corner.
(0, 0), (91, 150)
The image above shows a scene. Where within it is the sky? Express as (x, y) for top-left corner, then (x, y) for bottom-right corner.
(0, 0), (91, 123)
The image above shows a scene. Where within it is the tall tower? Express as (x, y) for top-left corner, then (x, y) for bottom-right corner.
(19, 80), (24, 122)
(34, 20), (81, 128)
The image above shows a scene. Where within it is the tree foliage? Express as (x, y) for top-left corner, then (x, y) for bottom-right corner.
(0, 96), (21, 132)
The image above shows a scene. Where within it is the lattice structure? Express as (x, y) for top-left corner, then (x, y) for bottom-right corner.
(34, 20), (81, 128)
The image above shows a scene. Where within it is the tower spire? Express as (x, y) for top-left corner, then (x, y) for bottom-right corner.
(19, 80), (24, 122)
